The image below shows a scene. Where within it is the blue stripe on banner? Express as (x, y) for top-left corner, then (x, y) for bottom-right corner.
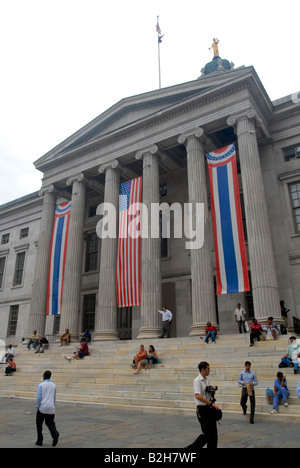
(217, 164), (238, 293)
(52, 216), (64, 315)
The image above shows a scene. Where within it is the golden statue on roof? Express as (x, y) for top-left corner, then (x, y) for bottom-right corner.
(209, 38), (220, 57)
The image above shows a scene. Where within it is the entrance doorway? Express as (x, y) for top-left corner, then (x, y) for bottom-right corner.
(117, 307), (132, 340)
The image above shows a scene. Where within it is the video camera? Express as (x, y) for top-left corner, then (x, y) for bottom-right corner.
(206, 385), (218, 403)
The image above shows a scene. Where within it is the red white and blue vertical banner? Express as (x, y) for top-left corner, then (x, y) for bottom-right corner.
(46, 202), (71, 315)
(116, 177), (142, 308)
(207, 144), (250, 295)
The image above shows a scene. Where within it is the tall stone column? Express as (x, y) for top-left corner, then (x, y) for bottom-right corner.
(227, 109), (281, 324)
(135, 145), (162, 339)
(178, 130), (217, 335)
(94, 161), (121, 341)
(28, 186), (58, 336)
(59, 174), (86, 339)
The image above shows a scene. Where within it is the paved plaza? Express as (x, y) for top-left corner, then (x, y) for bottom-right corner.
(0, 397), (299, 449)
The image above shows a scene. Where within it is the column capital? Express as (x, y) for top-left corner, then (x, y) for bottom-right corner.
(178, 128), (212, 150)
(66, 172), (87, 187)
(135, 144), (159, 161)
(98, 159), (124, 175)
(178, 127), (205, 145)
(227, 108), (263, 132)
(38, 184), (62, 198)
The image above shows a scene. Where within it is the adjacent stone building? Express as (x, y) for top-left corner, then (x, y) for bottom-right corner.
(1, 57), (300, 343)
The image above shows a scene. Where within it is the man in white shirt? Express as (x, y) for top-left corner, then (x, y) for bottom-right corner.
(158, 306), (173, 338)
(36, 370), (59, 447)
(235, 303), (247, 334)
(186, 361), (220, 449)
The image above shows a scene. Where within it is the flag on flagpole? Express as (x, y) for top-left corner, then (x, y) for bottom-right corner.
(207, 144), (250, 295)
(156, 16), (163, 88)
(156, 20), (161, 35)
(46, 202), (71, 315)
(116, 177), (142, 308)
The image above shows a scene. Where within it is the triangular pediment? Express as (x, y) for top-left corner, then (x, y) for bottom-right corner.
(35, 66), (270, 172)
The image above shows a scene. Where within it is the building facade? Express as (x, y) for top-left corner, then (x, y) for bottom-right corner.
(1, 62), (300, 343)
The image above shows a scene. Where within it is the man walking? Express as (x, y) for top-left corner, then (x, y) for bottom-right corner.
(36, 370), (59, 447)
(158, 306), (173, 338)
(186, 361), (220, 449)
(235, 303), (247, 334)
(238, 361), (258, 424)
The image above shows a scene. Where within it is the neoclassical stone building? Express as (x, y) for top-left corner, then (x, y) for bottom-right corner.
(1, 58), (300, 343)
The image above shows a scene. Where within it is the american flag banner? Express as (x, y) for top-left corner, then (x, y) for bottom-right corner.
(207, 144), (250, 295)
(156, 20), (161, 35)
(46, 202), (71, 315)
(116, 177), (142, 308)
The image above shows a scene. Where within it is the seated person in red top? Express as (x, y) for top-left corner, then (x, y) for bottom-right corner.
(133, 344), (147, 374)
(250, 319), (263, 347)
(64, 339), (89, 361)
(205, 322), (218, 344)
(5, 358), (16, 376)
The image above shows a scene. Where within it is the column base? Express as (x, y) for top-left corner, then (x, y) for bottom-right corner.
(137, 327), (162, 340)
(94, 330), (120, 342)
(189, 322), (218, 337)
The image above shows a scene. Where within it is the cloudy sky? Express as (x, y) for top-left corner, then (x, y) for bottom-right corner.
(0, 0), (299, 205)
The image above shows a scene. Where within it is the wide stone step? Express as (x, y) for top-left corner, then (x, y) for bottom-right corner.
(3, 334), (299, 419)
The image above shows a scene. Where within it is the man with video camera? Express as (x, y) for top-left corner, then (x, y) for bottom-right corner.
(186, 361), (222, 449)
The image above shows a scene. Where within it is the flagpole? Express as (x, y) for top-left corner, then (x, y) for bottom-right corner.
(157, 16), (162, 89)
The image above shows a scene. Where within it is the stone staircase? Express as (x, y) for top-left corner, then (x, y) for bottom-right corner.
(1, 334), (300, 419)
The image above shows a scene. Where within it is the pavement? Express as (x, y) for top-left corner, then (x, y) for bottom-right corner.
(0, 397), (300, 449)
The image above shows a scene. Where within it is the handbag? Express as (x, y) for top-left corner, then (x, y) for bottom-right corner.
(211, 406), (223, 422)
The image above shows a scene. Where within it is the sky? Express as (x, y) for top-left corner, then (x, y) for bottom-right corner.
(0, 0), (299, 205)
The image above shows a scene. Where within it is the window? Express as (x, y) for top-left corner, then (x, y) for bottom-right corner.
(85, 232), (99, 272)
(284, 144), (300, 162)
(1, 233), (10, 245)
(20, 227), (29, 239)
(160, 183), (168, 197)
(289, 182), (300, 233)
(13, 252), (26, 286)
(7, 305), (19, 336)
(0, 257), (6, 289)
(83, 294), (96, 331)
